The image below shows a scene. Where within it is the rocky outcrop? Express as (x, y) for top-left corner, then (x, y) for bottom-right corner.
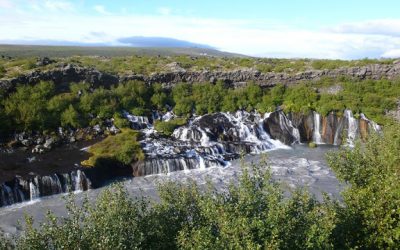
(1, 62), (400, 94)
(264, 111), (299, 144)
(0, 64), (119, 94)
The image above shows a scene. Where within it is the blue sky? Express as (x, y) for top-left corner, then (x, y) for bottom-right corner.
(1, 0), (400, 58)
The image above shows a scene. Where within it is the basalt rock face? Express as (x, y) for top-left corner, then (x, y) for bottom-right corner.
(263, 111), (300, 145)
(0, 64), (119, 94)
(2, 62), (400, 94)
(264, 110), (380, 146)
(287, 112), (314, 142)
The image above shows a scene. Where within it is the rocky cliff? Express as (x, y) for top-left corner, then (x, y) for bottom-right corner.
(1, 62), (400, 93)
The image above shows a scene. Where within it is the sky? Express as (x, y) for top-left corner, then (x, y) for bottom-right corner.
(1, 0), (400, 59)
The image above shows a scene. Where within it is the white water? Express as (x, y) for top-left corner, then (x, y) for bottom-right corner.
(313, 112), (323, 144)
(29, 181), (40, 201)
(360, 114), (381, 132)
(345, 110), (358, 147)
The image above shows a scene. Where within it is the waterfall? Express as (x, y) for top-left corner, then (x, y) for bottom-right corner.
(123, 111), (152, 129)
(360, 113), (381, 132)
(278, 112), (301, 143)
(313, 112), (323, 144)
(29, 181), (40, 201)
(333, 118), (344, 146)
(345, 110), (358, 146)
(72, 170), (90, 192)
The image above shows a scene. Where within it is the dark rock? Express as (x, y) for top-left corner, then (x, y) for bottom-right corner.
(264, 111), (297, 145)
(36, 57), (55, 67)
(2, 63), (400, 95)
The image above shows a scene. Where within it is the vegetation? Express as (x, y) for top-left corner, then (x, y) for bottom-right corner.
(2, 124), (399, 249)
(327, 125), (400, 249)
(308, 142), (317, 148)
(81, 129), (144, 167)
(0, 47), (396, 79)
(1, 76), (399, 140)
(154, 118), (187, 136)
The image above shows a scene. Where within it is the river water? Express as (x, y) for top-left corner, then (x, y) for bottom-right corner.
(0, 144), (342, 236)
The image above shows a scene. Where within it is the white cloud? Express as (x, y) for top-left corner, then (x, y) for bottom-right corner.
(381, 49), (400, 58)
(94, 5), (111, 15)
(0, 0), (13, 8)
(43, 0), (73, 11)
(1, 8), (400, 59)
(333, 19), (400, 37)
(157, 7), (171, 15)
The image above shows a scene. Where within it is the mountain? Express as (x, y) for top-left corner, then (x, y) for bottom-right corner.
(117, 36), (214, 49)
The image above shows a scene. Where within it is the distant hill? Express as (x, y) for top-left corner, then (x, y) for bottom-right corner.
(117, 36), (215, 49)
(0, 45), (245, 58)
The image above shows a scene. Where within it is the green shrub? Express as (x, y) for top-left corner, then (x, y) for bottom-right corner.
(61, 104), (81, 128)
(327, 124), (400, 249)
(154, 118), (187, 136)
(3, 81), (55, 131)
(113, 113), (130, 128)
(308, 142), (317, 148)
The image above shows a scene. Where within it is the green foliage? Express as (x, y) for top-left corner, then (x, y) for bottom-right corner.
(112, 81), (153, 111)
(327, 124), (400, 249)
(1, 66), (399, 137)
(3, 81), (55, 130)
(14, 186), (149, 250)
(174, 164), (336, 250)
(0, 64), (6, 78)
(283, 84), (318, 113)
(172, 83), (194, 116)
(61, 104), (81, 128)
(154, 118), (187, 136)
(113, 113), (130, 129)
(151, 83), (170, 111)
(308, 142), (317, 148)
(81, 129), (144, 167)
(0, 106), (11, 140)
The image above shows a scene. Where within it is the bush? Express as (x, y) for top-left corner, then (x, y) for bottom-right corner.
(327, 124), (400, 249)
(3, 81), (55, 131)
(113, 113), (130, 129)
(61, 104), (81, 128)
(154, 118), (187, 136)
(308, 142), (317, 148)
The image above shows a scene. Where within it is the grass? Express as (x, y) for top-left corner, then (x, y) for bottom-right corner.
(81, 129), (144, 167)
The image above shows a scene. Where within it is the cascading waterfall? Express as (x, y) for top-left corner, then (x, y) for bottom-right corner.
(345, 110), (358, 146)
(1, 110), (381, 207)
(360, 114), (381, 132)
(29, 180), (40, 201)
(0, 169), (91, 207)
(313, 112), (323, 144)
